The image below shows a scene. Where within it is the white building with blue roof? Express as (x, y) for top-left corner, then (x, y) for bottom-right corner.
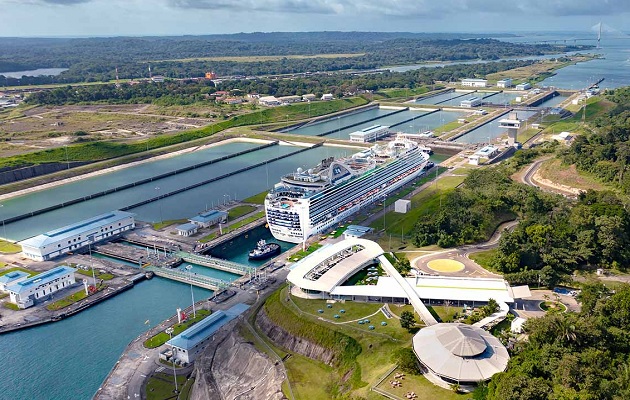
(166, 303), (249, 364)
(189, 210), (228, 228)
(0, 270), (30, 291)
(19, 210), (135, 261)
(7, 266), (76, 309)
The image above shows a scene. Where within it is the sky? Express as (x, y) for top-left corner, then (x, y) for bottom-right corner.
(0, 0), (629, 37)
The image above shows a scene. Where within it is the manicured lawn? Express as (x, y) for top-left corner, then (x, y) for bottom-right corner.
(3, 302), (19, 311)
(46, 287), (92, 311)
(285, 353), (334, 400)
(540, 301), (567, 313)
(151, 219), (187, 230)
(287, 243), (322, 261)
(375, 367), (464, 400)
(228, 205), (257, 220)
(0, 266), (36, 277)
(433, 120), (460, 134)
(468, 249), (499, 272)
(428, 305), (460, 323)
(145, 372), (187, 400)
(291, 295), (383, 322)
(370, 175), (466, 235)
(144, 309), (212, 348)
(199, 211), (266, 243)
(0, 240), (21, 253)
(243, 191), (268, 204)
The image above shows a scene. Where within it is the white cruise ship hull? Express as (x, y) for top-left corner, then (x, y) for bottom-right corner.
(266, 149), (429, 244)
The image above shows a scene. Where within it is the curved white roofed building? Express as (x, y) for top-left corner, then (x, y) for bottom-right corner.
(412, 323), (509, 384)
(287, 238), (383, 296)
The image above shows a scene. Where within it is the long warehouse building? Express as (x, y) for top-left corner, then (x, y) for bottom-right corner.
(20, 210), (135, 261)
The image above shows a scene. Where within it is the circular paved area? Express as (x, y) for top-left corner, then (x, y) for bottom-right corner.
(427, 259), (465, 273)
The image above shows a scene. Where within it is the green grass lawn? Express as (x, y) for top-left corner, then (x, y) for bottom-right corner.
(151, 219), (188, 230)
(75, 269), (113, 280)
(145, 372), (187, 400)
(199, 211), (265, 243)
(287, 243), (323, 261)
(285, 353), (335, 400)
(433, 120), (461, 134)
(228, 205), (257, 220)
(0, 240), (21, 253)
(144, 309), (211, 348)
(243, 191), (268, 204)
(428, 305), (461, 323)
(375, 367), (464, 400)
(261, 286), (439, 399)
(468, 249), (498, 272)
(540, 301), (568, 313)
(46, 286), (96, 311)
(291, 296), (383, 322)
(3, 302), (19, 311)
(370, 175), (466, 235)
(0, 266), (36, 277)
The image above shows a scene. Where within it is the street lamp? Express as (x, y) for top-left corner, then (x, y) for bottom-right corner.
(165, 327), (178, 394)
(185, 265), (196, 318)
(223, 194), (230, 205)
(155, 186), (163, 224)
(64, 145), (69, 170)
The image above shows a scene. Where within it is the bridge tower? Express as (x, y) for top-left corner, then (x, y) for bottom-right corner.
(499, 111), (521, 146)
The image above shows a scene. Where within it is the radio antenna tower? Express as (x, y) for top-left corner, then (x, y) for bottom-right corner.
(597, 22), (602, 48)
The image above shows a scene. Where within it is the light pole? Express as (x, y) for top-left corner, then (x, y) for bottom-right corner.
(185, 265), (196, 318)
(89, 242), (96, 288)
(223, 194), (230, 205)
(165, 327), (178, 394)
(155, 186), (162, 224)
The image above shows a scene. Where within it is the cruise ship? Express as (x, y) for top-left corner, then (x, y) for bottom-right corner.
(265, 136), (430, 243)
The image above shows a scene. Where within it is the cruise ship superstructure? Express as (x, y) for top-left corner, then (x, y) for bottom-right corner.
(265, 136), (430, 243)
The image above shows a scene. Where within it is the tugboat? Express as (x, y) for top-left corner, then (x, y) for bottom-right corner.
(248, 239), (281, 260)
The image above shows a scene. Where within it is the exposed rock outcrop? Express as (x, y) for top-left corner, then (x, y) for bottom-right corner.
(256, 309), (336, 365)
(190, 322), (285, 400)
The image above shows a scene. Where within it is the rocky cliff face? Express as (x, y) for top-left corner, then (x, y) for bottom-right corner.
(190, 323), (285, 400)
(256, 309), (336, 366)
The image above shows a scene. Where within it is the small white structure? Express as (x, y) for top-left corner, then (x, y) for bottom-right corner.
(151, 75), (165, 83)
(278, 95), (302, 104)
(7, 266), (76, 309)
(475, 145), (499, 158)
(0, 271), (29, 292)
(321, 93), (334, 101)
(19, 211), (135, 261)
(394, 199), (411, 213)
(349, 125), (390, 142)
(497, 78), (513, 88)
(468, 155), (480, 165)
(259, 96), (281, 106)
(343, 225), (373, 239)
(189, 210), (228, 228)
(461, 78), (488, 88)
(176, 223), (199, 237)
(552, 131), (573, 144)
(511, 317), (527, 333)
(460, 96), (482, 108)
(302, 94), (316, 101)
(516, 83), (532, 90)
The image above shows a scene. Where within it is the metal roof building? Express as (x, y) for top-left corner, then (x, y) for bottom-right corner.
(167, 303), (249, 364)
(189, 210), (227, 228)
(19, 211), (135, 261)
(6, 266), (76, 309)
(413, 323), (509, 384)
(0, 270), (29, 291)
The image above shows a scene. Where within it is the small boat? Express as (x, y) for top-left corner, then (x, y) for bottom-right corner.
(248, 239), (281, 260)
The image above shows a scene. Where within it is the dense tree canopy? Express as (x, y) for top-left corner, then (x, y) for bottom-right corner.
(487, 283), (630, 400)
(0, 32), (588, 85)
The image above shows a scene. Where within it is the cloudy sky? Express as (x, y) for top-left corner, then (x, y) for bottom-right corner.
(0, 0), (628, 37)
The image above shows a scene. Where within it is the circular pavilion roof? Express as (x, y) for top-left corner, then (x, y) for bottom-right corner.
(436, 324), (487, 357)
(412, 323), (509, 383)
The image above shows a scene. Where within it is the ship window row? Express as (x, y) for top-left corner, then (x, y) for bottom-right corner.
(308, 159), (414, 217)
(310, 162), (424, 222)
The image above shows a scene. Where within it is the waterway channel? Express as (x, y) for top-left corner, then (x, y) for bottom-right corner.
(1, 142), (348, 241)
